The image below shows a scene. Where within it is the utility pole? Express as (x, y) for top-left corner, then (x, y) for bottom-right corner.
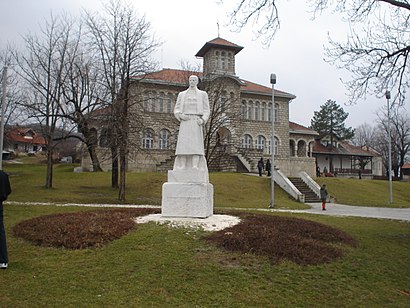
(0, 66), (8, 170)
(385, 90), (393, 206)
(269, 73), (276, 208)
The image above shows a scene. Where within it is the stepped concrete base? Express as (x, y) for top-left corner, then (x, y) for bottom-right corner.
(167, 169), (209, 183)
(162, 182), (213, 218)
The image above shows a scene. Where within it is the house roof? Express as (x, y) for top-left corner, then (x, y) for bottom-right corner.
(5, 127), (46, 145)
(312, 139), (377, 157)
(195, 37), (244, 57)
(134, 68), (295, 98)
(289, 121), (318, 136)
(402, 162), (410, 169)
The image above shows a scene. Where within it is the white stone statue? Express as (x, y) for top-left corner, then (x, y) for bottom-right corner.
(173, 75), (210, 170)
(161, 75), (213, 218)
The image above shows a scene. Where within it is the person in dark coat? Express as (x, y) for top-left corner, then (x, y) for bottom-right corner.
(257, 158), (264, 176)
(0, 170), (12, 269)
(265, 159), (272, 176)
(320, 183), (328, 211)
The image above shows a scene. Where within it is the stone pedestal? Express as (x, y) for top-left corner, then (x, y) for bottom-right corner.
(161, 170), (213, 218)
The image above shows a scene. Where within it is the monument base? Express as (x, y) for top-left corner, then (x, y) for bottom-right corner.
(161, 182), (213, 218)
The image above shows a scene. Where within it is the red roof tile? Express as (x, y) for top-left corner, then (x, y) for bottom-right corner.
(196, 37), (244, 57)
(312, 139), (376, 157)
(136, 69), (202, 85)
(401, 162), (410, 169)
(6, 128), (46, 145)
(289, 121), (318, 135)
(135, 69), (295, 98)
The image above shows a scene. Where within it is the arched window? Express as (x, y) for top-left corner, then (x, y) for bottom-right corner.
(219, 90), (228, 113)
(248, 101), (253, 120)
(159, 129), (170, 149)
(216, 51), (220, 69)
(143, 91), (150, 111)
(256, 135), (266, 151)
(241, 101), (247, 119)
(274, 137), (279, 155)
(221, 51), (226, 70)
(158, 92), (165, 112)
(228, 52), (232, 70)
(241, 134), (253, 149)
(297, 140), (307, 157)
(99, 127), (110, 148)
(267, 103), (272, 121)
(274, 103), (279, 122)
(261, 102), (266, 121)
(142, 129), (154, 149)
(255, 102), (260, 121)
(166, 93), (172, 113)
(150, 91), (157, 112)
(89, 128), (98, 146)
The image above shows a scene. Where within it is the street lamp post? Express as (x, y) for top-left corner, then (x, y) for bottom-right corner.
(0, 66), (7, 170)
(385, 90), (393, 205)
(269, 73), (276, 208)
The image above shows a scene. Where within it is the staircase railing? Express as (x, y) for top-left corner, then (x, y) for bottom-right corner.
(299, 171), (321, 198)
(233, 152), (252, 172)
(273, 169), (304, 203)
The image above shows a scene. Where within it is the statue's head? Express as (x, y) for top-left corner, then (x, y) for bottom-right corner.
(189, 75), (199, 87)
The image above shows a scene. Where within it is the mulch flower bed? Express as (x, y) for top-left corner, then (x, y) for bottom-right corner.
(13, 209), (356, 265)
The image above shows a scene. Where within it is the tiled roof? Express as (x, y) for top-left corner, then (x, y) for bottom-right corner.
(135, 69), (202, 85)
(195, 37), (244, 57)
(6, 128), (46, 145)
(289, 121), (318, 135)
(312, 139), (377, 157)
(135, 68), (295, 98)
(401, 162), (410, 169)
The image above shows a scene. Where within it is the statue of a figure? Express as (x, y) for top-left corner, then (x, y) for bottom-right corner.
(173, 75), (210, 170)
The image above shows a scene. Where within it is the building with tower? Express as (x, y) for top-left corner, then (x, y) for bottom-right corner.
(81, 37), (319, 177)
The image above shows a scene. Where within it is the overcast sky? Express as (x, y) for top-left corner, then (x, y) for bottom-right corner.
(1, 0), (408, 128)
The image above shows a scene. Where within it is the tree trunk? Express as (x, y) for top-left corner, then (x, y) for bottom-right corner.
(111, 147), (119, 188)
(118, 145), (126, 201)
(45, 149), (53, 189)
(87, 143), (103, 172)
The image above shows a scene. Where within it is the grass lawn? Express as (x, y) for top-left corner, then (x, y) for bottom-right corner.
(1, 205), (409, 307)
(4, 162), (308, 210)
(316, 177), (410, 208)
(4, 161), (410, 208)
(1, 160), (409, 306)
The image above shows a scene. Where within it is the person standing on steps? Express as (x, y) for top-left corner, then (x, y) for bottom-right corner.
(257, 158), (264, 176)
(265, 159), (272, 177)
(0, 170), (12, 270)
(320, 183), (328, 211)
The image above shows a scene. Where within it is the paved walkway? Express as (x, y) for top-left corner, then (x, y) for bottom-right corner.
(7, 201), (410, 222)
(266, 203), (410, 222)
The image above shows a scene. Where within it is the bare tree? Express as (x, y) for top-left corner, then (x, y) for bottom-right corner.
(226, 0), (410, 104)
(352, 122), (376, 147)
(84, 0), (159, 201)
(0, 48), (25, 126)
(376, 105), (410, 178)
(13, 14), (76, 188)
(201, 78), (241, 168)
(59, 21), (107, 172)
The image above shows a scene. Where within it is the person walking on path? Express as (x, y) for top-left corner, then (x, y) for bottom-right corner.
(257, 158), (264, 176)
(320, 184), (328, 211)
(265, 159), (272, 176)
(0, 170), (12, 269)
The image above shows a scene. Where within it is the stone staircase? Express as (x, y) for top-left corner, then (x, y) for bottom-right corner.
(289, 177), (321, 202)
(156, 155), (175, 172)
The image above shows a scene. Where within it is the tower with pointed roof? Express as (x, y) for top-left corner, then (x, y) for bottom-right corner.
(195, 37), (243, 77)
